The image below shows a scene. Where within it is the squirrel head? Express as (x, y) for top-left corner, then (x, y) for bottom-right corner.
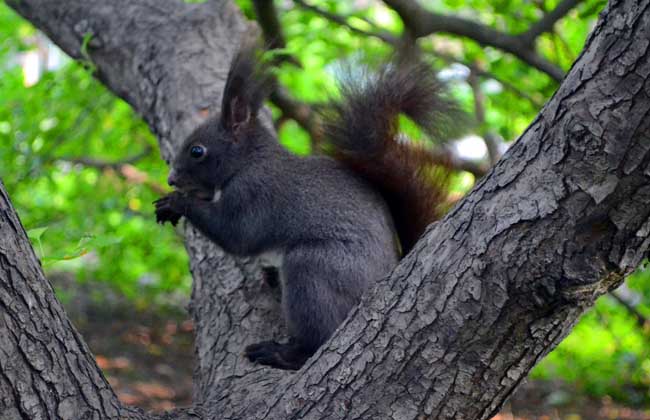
(167, 44), (273, 198)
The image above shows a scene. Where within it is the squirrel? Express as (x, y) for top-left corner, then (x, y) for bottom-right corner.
(155, 46), (453, 370)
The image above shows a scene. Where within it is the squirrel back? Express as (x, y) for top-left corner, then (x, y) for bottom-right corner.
(323, 60), (456, 254)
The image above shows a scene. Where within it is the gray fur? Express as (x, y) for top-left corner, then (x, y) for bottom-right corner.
(156, 120), (398, 369)
(155, 45), (402, 370)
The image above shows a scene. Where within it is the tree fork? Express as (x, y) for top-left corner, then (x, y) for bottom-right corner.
(2, 0), (650, 419)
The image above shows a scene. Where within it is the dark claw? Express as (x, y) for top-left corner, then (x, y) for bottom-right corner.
(156, 209), (181, 226)
(154, 194), (182, 226)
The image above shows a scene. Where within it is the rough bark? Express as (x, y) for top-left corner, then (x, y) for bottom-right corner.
(0, 182), (122, 420)
(2, 0), (649, 419)
(0, 181), (202, 420)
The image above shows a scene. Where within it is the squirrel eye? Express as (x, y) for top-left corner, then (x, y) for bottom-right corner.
(190, 145), (205, 159)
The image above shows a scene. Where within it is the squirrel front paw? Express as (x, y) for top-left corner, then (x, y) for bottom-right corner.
(154, 192), (186, 226)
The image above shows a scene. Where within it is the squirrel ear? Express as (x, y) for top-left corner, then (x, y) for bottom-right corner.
(220, 42), (272, 136)
(227, 96), (252, 135)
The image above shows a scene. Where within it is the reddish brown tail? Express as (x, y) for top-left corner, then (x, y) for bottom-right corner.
(323, 60), (457, 254)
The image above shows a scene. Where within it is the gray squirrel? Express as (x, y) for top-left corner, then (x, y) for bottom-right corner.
(155, 46), (453, 370)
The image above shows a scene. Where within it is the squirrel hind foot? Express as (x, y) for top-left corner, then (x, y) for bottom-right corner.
(244, 339), (312, 370)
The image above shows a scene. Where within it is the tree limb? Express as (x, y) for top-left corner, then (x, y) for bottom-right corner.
(291, 0), (567, 88)
(227, 3), (650, 417)
(429, 145), (489, 178)
(254, 0), (490, 171)
(269, 87), (324, 145)
(610, 290), (650, 331)
(521, 0), (585, 45)
(294, 0), (400, 45)
(56, 147), (168, 194)
(252, 0), (287, 50)
(252, 0), (301, 67)
(249, 0), (324, 144)
(288, 1), (547, 107)
(468, 70), (502, 166)
(383, 0), (566, 81)
(58, 146), (152, 171)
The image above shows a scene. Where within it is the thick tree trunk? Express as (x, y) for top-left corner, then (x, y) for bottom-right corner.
(2, 0), (650, 419)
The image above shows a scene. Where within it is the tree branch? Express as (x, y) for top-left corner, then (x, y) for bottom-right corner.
(58, 146), (152, 171)
(610, 290), (650, 331)
(252, 0), (301, 67)
(252, 0), (286, 50)
(250, 1), (483, 172)
(294, 0), (400, 45)
(292, 0), (567, 81)
(269, 87), (324, 145)
(56, 146), (168, 194)
(383, 0), (566, 81)
(249, 0), (324, 144)
(429, 145), (489, 178)
(521, 0), (585, 44)
(241, 3), (650, 418)
(468, 70), (502, 166)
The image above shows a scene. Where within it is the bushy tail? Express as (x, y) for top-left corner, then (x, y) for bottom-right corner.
(323, 60), (457, 254)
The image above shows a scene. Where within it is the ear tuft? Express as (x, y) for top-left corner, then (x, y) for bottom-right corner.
(220, 41), (273, 134)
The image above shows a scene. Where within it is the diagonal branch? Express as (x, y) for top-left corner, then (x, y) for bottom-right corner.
(269, 87), (324, 144)
(246, 3), (650, 418)
(56, 147), (168, 195)
(610, 290), (650, 331)
(521, 0), (585, 44)
(58, 146), (152, 171)
(294, 0), (400, 45)
(432, 49), (545, 108)
(383, 0), (566, 81)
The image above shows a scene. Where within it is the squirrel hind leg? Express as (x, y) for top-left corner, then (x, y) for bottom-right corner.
(244, 339), (312, 370)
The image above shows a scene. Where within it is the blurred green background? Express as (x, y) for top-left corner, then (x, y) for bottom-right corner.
(1, 0), (650, 411)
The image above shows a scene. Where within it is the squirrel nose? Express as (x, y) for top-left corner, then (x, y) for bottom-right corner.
(167, 169), (178, 187)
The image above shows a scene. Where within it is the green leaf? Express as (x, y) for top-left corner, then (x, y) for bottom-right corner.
(26, 226), (48, 240)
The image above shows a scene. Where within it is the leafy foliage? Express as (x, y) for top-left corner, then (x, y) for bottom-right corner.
(533, 266), (650, 405)
(1, 0), (649, 406)
(0, 5), (189, 302)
